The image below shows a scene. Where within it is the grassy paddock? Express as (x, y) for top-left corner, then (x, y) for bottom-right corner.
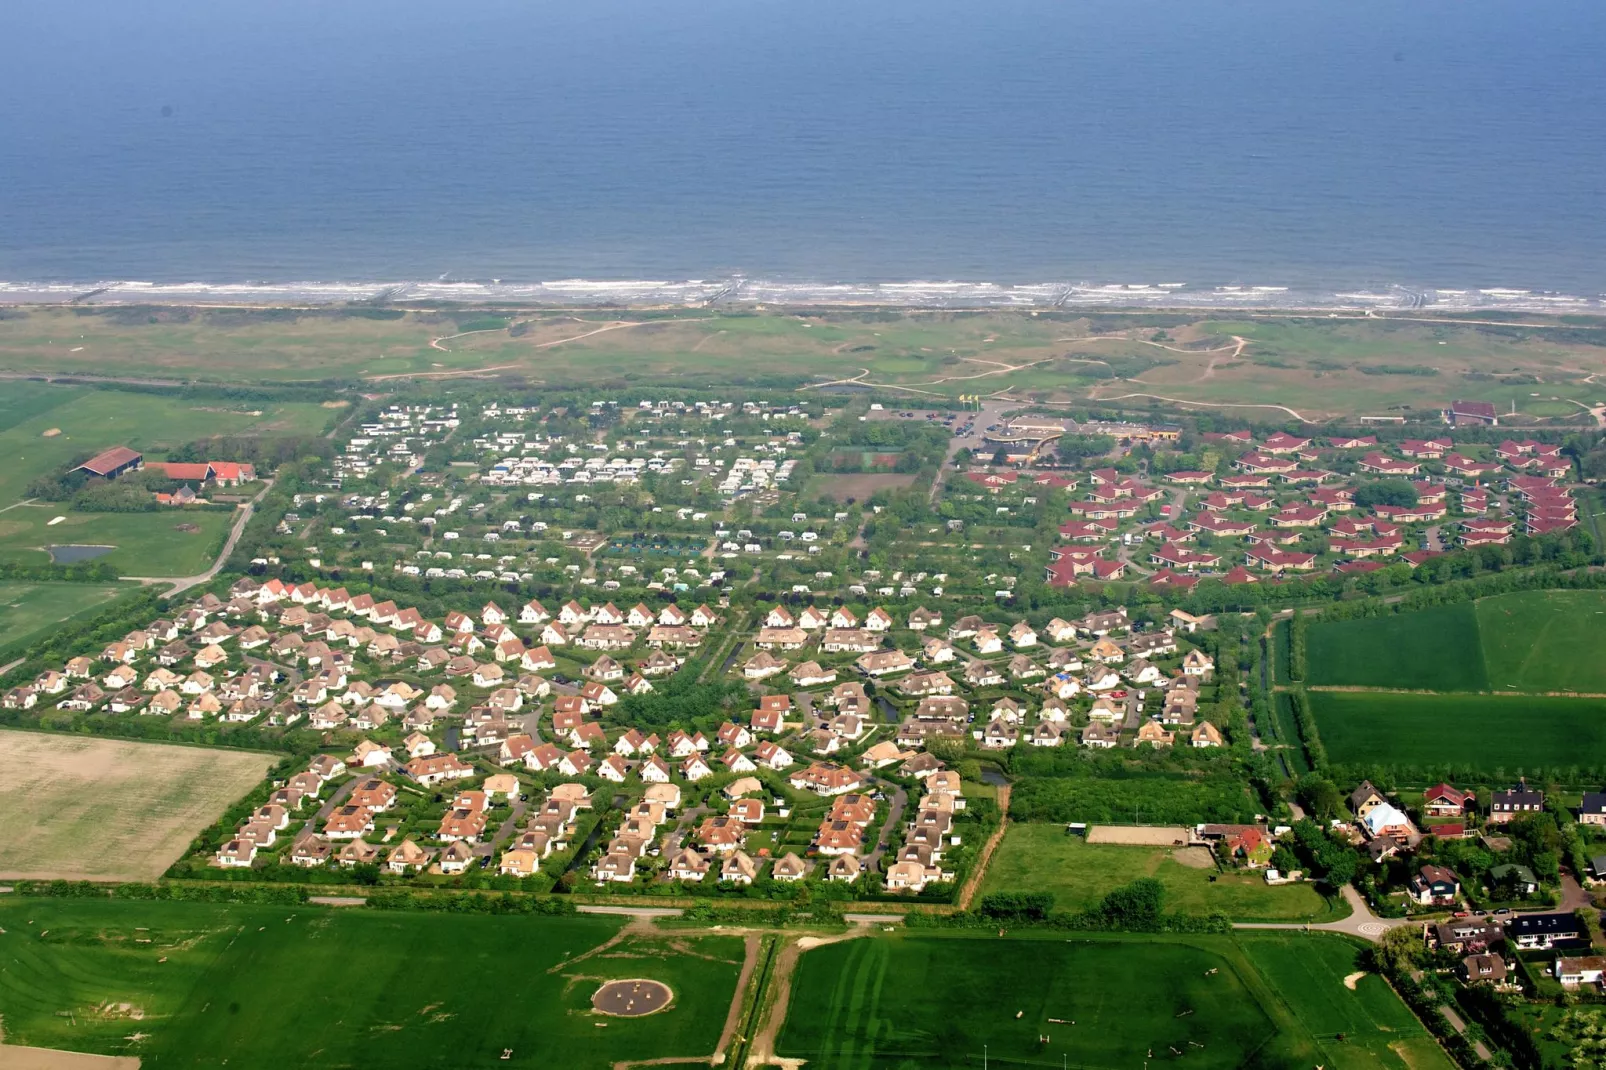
(1237, 932), (1451, 1070)
(0, 580), (131, 655)
(978, 824), (1343, 922)
(0, 731), (274, 881)
(1309, 690), (1606, 773)
(0, 899), (744, 1069)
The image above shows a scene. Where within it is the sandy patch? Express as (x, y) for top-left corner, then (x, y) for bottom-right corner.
(320, 400), (350, 408)
(0, 1045), (139, 1070)
(1086, 825), (1190, 846)
(1171, 846), (1216, 869)
(1344, 971), (1367, 990)
(40, 428), (61, 438)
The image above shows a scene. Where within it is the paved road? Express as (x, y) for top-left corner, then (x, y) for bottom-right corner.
(844, 913), (904, 925)
(125, 477), (275, 596)
(1235, 885), (1410, 942)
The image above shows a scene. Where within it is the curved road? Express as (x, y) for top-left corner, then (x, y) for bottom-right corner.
(124, 478), (275, 597)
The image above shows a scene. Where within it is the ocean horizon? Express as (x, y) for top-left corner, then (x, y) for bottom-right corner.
(4, 0), (1605, 296)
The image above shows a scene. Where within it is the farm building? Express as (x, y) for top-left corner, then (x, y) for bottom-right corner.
(75, 446), (143, 479)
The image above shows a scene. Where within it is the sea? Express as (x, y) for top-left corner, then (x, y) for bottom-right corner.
(3, 0), (1605, 310)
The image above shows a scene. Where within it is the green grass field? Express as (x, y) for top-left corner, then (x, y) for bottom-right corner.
(1310, 690), (1606, 772)
(1307, 590), (1606, 694)
(1237, 932), (1452, 1070)
(0, 899), (744, 1068)
(0, 383), (330, 506)
(1306, 602), (1489, 691)
(777, 931), (1448, 1070)
(0, 580), (130, 654)
(0, 505), (233, 576)
(978, 825), (1344, 923)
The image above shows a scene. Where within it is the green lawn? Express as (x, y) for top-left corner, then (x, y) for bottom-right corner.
(978, 825), (1344, 923)
(0, 384), (330, 506)
(1306, 602), (1489, 691)
(0, 580), (130, 655)
(0, 505), (233, 576)
(1237, 932), (1452, 1070)
(0, 899), (744, 1069)
(777, 931), (1448, 1070)
(1310, 690), (1606, 773)
(1305, 591), (1606, 695)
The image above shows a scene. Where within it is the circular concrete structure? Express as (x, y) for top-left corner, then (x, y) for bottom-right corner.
(591, 978), (674, 1017)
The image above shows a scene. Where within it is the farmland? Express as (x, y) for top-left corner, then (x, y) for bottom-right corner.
(776, 931), (1448, 1070)
(0, 581), (130, 656)
(0, 899), (745, 1069)
(0, 382), (331, 508)
(2, 306), (1605, 419)
(1306, 602), (1489, 691)
(0, 505), (233, 577)
(0, 732), (274, 881)
(1308, 691), (1606, 774)
(1307, 591), (1606, 694)
(978, 824), (1344, 922)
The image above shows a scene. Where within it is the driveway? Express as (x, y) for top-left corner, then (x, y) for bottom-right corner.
(125, 477), (276, 596)
(1235, 885), (1409, 942)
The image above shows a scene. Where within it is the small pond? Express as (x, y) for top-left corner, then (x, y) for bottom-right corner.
(47, 544), (115, 564)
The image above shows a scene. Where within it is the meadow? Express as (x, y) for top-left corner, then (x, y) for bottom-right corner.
(1308, 691), (1606, 774)
(0, 505), (233, 577)
(978, 825), (1344, 923)
(0, 581), (130, 656)
(0, 731), (274, 881)
(0, 381), (331, 507)
(0, 899), (745, 1069)
(776, 931), (1448, 1070)
(2, 306), (1605, 419)
(1306, 590), (1606, 694)
(1237, 932), (1451, 1070)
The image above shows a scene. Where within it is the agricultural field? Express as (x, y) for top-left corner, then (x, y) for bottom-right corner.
(0, 505), (233, 577)
(1237, 933), (1452, 1070)
(3, 306), (1606, 418)
(0, 382), (331, 507)
(1306, 591), (1606, 694)
(978, 825), (1344, 923)
(1308, 691), (1606, 774)
(0, 732), (274, 881)
(1306, 603), (1488, 691)
(0, 581), (130, 656)
(776, 931), (1447, 1070)
(0, 899), (745, 1069)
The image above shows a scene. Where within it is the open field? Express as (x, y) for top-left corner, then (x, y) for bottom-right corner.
(979, 825), (1344, 922)
(0, 382), (331, 507)
(809, 473), (918, 500)
(3, 307), (1606, 418)
(1307, 591), (1606, 694)
(0, 732), (274, 880)
(0, 900), (743, 1068)
(1309, 690), (1606, 773)
(1307, 602), (1489, 691)
(1237, 932), (1452, 1070)
(0, 505), (232, 577)
(776, 930), (1447, 1070)
(0, 582), (131, 655)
